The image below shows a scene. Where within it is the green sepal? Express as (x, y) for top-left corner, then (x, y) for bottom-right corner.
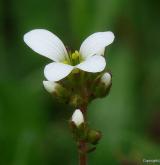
(69, 121), (86, 141)
(52, 84), (71, 104)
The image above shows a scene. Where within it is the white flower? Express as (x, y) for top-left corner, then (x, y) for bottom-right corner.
(24, 29), (114, 81)
(101, 72), (111, 86)
(43, 80), (58, 93)
(72, 109), (84, 127)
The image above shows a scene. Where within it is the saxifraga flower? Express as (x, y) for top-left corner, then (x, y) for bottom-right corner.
(24, 29), (114, 82)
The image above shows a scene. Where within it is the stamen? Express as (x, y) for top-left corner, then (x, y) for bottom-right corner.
(70, 50), (80, 66)
(72, 51), (79, 60)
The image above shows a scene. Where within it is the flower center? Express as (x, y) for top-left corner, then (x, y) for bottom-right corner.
(71, 50), (80, 66)
(62, 50), (83, 66)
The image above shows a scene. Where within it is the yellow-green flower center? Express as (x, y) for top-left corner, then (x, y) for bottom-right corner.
(71, 50), (79, 60)
(62, 50), (83, 66)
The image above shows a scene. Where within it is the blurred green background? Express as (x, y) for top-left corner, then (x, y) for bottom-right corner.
(0, 0), (160, 164)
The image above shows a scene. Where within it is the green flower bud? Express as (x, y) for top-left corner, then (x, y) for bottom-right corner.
(87, 129), (102, 145)
(43, 81), (70, 103)
(69, 109), (89, 141)
(92, 72), (112, 98)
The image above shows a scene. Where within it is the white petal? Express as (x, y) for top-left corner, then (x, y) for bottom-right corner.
(44, 62), (74, 81)
(43, 81), (58, 93)
(80, 31), (114, 58)
(24, 29), (68, 62)
(72, 109), (84, 127)
(76, 55), (106, 73)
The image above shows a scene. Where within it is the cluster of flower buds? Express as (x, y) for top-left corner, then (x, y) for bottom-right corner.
(43, 71), (112, 107)
(70, 109), (102, 152)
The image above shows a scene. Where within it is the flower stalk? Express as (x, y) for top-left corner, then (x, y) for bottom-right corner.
(79, 140), (87, 165)
(79, 107), (87, 165)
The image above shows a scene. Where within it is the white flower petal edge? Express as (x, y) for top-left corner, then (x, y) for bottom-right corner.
(76, 55), (106, 73)
(72, 109), (84, 127)
(80, 31), (115, 58)
(44, 62), (74, 81)
(24, 29), (68, 62)
(43, 80), (58, 93)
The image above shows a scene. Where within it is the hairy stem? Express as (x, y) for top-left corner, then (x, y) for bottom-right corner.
(79, 106), (87, 165)
(79, 141), (87, 165)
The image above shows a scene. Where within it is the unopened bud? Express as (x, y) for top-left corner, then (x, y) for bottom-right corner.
(43, 81), (59, 93)
(43, 80), (70, 104)
(72, 109), (84, 127)
(87, 129), (102, 145)
(101, 72), (111, 87)
(92, 72), (112, 98)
